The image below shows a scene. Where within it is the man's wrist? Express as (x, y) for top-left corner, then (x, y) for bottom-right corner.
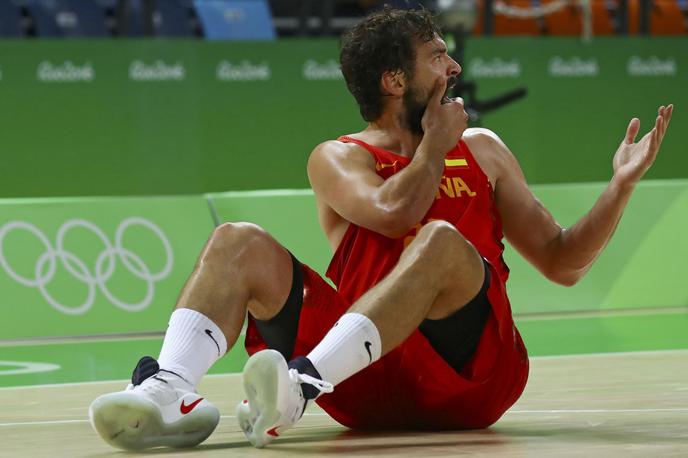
(610, 174), (637, 196)
(414, 140), (445, 171)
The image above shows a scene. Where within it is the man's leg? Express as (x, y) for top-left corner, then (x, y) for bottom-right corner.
(90, 222), (298, 450)
(306, 219), (484, 386)
(242, 220), (485, 446)
(156, 222), (295, 386)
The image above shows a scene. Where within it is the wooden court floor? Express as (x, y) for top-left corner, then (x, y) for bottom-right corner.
(1, 349), (686, 458)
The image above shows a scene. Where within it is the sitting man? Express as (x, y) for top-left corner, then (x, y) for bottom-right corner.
(89, 8), (673, 450)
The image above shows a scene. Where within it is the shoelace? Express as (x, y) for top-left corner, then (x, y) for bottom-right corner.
(128, 375), (181, 404)
(287, 369), (334, 395)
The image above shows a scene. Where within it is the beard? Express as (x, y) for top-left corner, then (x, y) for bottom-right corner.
(402, 76), (458, 136)
(402, 84), (427, 137)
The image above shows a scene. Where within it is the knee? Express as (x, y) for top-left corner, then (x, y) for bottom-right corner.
(204, 222), (271, 264)
(416, 221), (473, 262)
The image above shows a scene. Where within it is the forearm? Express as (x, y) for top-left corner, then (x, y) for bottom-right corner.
(376, 142), (445, 232)
(550, 177), (635, 284)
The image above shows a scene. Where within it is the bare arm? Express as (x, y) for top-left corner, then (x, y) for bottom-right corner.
(308, 141), (443, 238)
(308, 78), (469, 238)
(494, 105), (673, 286)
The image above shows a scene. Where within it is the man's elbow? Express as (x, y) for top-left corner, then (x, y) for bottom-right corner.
(543, 266), (585, 287)
(375, 207), (418, 239)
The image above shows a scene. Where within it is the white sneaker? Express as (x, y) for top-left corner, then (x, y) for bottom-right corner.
(89, 359), (219, 450)
(237, 349), (333, 448)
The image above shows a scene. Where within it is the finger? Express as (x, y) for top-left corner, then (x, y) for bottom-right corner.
(649, 127), (659, 160)
(662, 104), (673, 135)
(657, 106), (665, 134)
(655, 114), (664, 140)
(429, 76), (448, 107)
(450, 96), (465, 108)
(625, 118), (640, 144)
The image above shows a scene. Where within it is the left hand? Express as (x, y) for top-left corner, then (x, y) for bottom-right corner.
(613, 104), (673, 188)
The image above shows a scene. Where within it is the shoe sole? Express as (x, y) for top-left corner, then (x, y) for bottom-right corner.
(240, 350), (287, 448)
(89, 392), (219, 450)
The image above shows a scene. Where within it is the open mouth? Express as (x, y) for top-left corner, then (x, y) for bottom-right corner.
(442, 76), (458, 103)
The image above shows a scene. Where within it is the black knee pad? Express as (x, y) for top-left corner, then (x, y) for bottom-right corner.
(251, 252), (303, 360)
(418, 259), (492, 373)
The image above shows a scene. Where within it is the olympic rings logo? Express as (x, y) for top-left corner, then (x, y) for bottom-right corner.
(0, 218), (173, 315)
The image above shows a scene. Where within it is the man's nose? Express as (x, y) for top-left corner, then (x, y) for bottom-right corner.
(448, 57), (461, 76)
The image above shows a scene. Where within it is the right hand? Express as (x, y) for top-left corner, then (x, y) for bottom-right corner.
(421, 76), (469, 156)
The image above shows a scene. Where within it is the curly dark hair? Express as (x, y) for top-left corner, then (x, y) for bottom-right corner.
(340, 8), (442, 122)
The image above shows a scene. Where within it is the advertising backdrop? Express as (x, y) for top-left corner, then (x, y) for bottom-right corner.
(0, 37), (685, 198)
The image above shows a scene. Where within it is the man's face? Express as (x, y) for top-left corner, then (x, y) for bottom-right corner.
(402, 36), (461, 135)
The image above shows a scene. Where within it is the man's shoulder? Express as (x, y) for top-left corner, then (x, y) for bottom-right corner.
(461, 128), (515, 185)
(463, 127), (517, 161)
(307, 138), (376, 177)
(462, 128), (503, 150)
(310, 137), (374, 163)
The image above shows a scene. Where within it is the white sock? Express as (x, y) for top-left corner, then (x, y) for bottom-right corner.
(306, 312), (382, 387)
(157, 308), (227, 388)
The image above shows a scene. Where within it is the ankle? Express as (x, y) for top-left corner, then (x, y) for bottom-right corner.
(288, 356), (333, 401)
(158, 369), (194, 389)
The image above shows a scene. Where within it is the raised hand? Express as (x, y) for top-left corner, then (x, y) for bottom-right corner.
(421, 76), (469, 157)
(613, 105), (673, 188)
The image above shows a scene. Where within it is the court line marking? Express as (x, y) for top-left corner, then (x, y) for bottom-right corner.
(0, 348), (686, 391)
(515, 305), (688, 321)
(531, 348), (688, 360)
(508, 408), (688, 414)
(0, 413), (330, 428)
(0, 371), (242, 390)
(3, 306), (687, 347)
(0, 332), (166, 347)
(2, 409), (687, 428)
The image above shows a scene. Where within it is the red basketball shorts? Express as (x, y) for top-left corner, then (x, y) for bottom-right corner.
(245, 262), (529, 430)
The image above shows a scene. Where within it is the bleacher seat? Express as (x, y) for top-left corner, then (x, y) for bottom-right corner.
(591, 0), (615, 35)
(472, 0), (485, 35)
(194, 0), (276, 40)
(0, 1), (24, 37)
(117, 0), (149, 36)
(543, 1), (583, 35)
(26, 0), (109, 37)
(650, 0), (686, 34)
(494, 0), (542, 35)
(628, 0), (686, 34)
(155, 0), (196, 37)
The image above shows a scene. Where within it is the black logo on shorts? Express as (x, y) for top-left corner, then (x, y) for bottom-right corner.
(364, 341), (373, 364)
(205, 329), (221, 356)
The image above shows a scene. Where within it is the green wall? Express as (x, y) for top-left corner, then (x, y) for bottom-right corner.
(0, 196), (213, 339)
(0, 37), (685, 198)
(0, 179), (685, 342)
(1, 180), (685, 386)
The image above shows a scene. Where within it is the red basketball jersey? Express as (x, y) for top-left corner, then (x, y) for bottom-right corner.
(327, 136), (514, 340)
(247, 135), (528, 428)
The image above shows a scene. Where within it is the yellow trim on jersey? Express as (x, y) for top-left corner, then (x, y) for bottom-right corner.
(445, 158), (468, 167)
(376, 162), (397, 171)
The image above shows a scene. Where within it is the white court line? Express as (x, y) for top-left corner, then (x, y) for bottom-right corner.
(1, 349), (686, 391)
(0, 371), (242, 391)
(2, 409), (687, 428)
(0, 413), (330, 428)
(0, 419), (89, 427)
(509, 408), (688, 414)
(531, 348), (688, 360)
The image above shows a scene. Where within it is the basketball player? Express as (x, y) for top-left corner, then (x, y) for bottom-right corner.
(89, 8), (673, 450)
